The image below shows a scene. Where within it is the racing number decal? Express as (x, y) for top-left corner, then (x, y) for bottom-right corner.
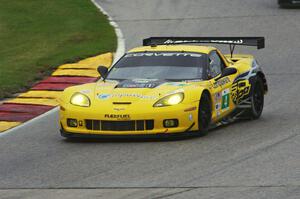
(221, 89), (230, 110)
(214, 88), (230, 117)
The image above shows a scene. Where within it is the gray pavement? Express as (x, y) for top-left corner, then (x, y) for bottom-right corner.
(1, 0), (300, 198)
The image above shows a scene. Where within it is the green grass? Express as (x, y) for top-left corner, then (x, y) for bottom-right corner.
(0, 0), (117, 98)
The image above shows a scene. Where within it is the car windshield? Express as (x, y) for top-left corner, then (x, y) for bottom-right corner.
(106, 52), (207, 81)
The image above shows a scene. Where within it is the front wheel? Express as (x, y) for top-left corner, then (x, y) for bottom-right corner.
(198, 93), (212, 136)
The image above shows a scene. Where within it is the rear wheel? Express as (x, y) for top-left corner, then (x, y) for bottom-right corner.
(247, 77), (264, 119)
(198, 93), (212, 136)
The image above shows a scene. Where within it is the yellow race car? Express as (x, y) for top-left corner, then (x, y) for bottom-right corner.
(59, 37), (268, 139)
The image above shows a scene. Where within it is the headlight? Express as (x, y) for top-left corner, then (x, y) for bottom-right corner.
(70, 92), (90, 107)
(153, 92), (184, 107)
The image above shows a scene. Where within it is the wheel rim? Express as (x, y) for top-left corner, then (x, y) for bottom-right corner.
(253, 82), (264, 114)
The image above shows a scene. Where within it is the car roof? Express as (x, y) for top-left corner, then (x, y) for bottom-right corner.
(128, 45), (216, 54)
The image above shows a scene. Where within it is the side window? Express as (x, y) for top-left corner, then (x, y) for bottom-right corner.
(208, 51), (224, 78)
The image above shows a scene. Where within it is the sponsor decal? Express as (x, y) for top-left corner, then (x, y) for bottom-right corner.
(113, 107), (125, 111)
(104, 114), (130, 120)
(98, 94), (111, 100)
(221, 89), (230, 110)
(213, 77), (230, 88)
(119, 83), (150, 88)
(211, 39), (243, 44)
(231, 80), (251, 104)
(215, 102), (221, 110)
(116, 79), (164, 89)
(214, 92), (222, 102)
(163, 39), (243, 45)
(125, 52), (202, 58)
(97, 93), (157, 100)
(132, 79), (158, 83)
(113, 93), (157, 99)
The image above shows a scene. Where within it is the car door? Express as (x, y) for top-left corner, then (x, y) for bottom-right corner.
(208, 50), (237, 121)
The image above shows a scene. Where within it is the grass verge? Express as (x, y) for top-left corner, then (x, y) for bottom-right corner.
(0, 0), (117, 99)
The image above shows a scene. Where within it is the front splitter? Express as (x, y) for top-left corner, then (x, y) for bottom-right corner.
(60, 123), (199, 140)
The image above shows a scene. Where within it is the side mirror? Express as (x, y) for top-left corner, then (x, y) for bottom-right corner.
(215, 67), (237, 81)
(97, 66), (108, 79)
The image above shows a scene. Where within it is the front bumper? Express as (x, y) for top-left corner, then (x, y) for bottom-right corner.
(60, 124), (198, 139)
(59, 102), (199, 137)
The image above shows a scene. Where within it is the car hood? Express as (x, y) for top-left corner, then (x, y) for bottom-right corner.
(93, 79), (194, 103)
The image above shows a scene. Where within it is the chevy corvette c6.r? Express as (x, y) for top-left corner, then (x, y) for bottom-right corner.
(59, 37), (268, 139)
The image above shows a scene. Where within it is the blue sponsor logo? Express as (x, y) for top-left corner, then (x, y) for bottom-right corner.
(98, 94), (111, 100)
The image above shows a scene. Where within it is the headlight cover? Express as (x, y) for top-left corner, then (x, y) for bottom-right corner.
(153, 92), (184, 107)
(70, 92), (90, 107)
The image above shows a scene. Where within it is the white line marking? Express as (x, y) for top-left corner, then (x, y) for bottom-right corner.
(0, 1), (125, 136)
(90, 0), (126, 64)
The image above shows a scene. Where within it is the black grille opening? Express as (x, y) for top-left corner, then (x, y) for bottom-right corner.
(102, 120), (135, 131)
(85, 119), (154, 131)
(145, 120), (154, 130)
(86, 120), (92, 130)
(93, 120), (101, 130)
(136, 120), (144, 130)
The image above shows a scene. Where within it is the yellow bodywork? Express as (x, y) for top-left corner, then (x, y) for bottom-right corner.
(59, 45), (256, 136)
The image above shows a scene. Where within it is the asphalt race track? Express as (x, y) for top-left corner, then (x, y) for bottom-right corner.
(1, 0), (300, 198)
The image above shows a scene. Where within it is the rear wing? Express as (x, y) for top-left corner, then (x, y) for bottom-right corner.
(143, 37), (265, 57)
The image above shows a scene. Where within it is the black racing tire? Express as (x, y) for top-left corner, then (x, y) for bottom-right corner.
(247, 77), (264, 119)
(198, 92), (212, 136)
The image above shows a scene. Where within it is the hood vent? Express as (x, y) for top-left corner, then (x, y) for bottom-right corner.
(113, 102), (132, 105)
